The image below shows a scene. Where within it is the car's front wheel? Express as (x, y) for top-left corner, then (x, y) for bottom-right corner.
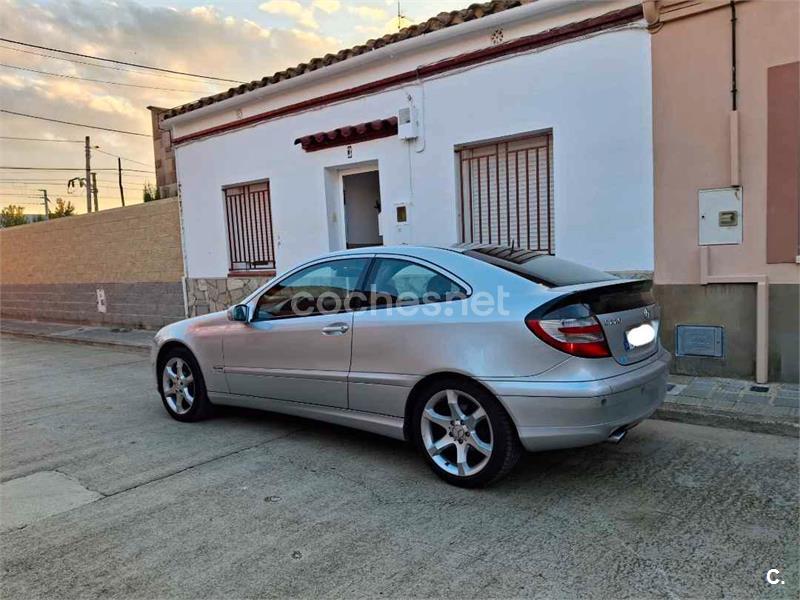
(412, 378), (521, 488)
(158, 348), (212, 422)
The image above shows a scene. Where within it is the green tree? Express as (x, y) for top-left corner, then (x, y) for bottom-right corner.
(50, 197), (75, 219)
(0, 205), (27, 228)
(143, 183), (161, 203)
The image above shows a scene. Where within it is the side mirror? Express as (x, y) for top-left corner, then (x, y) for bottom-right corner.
(227, 304), (249, 322)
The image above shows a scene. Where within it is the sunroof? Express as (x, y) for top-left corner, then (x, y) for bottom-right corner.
(453, 243), (549, 265)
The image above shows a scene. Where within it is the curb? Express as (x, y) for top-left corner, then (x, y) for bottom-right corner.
(654, 403), (799, 438)
(0, 331), (150, 354)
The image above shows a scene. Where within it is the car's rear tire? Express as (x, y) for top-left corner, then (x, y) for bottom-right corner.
(411, 377), (522, 488)
(158, 347), (212, 422)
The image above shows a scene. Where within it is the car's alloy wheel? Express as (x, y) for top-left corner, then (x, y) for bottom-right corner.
(421, 389), (493, 477)
(162, 356), (195, 415)
(412, 378), (522, 488)
(158, 348), (212, 422)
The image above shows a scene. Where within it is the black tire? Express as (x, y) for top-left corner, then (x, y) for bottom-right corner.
(411, 377), (522, 488)
(157, 347), (213, 422)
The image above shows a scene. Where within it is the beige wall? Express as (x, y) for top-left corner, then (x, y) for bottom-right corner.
(652, 0), (800, 285)
(0, 198), (183, 285)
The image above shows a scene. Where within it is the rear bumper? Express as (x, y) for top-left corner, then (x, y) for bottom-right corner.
(482, 349), (670, 452)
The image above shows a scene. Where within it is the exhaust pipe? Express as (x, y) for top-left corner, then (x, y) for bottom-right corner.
(606, 427), (628, 444)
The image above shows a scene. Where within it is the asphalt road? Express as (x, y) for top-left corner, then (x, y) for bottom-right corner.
(1, 336), (797, 599)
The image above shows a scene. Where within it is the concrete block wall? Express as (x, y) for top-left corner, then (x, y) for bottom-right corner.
(0, 198), (185, 329)
(655, 283), (799, 383)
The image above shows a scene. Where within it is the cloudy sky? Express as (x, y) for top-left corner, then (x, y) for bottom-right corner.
(0, 0), (464, 213)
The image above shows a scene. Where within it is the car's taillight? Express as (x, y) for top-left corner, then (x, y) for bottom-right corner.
(526, 315), (611, 358)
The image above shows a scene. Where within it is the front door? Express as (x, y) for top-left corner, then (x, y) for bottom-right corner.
(223, 257), (371, 408)
(343, 170), (382, 249)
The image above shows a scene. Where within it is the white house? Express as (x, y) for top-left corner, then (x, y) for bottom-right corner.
(161, 0), (654, 315)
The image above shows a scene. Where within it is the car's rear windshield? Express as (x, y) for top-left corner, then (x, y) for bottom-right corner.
(463, 246), (618, 288)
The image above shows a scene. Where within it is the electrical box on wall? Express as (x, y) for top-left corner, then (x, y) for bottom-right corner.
(398, 107), (418, 140)
(699, 187), (743, 245)
(675, 325), (724, 358)
(393, 201), (411, 244)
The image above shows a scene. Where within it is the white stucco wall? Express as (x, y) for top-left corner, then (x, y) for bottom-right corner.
(174, 25), (653, 278)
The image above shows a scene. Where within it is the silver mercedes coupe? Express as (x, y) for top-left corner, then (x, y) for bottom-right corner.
(152, 244), (669, 487)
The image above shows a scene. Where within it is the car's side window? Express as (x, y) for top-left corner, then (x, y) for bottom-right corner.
(253, 258), (370, 320)
(366, 258), (466, 308)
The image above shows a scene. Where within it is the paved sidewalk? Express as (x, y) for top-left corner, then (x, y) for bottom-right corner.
(1, 318), (797, 436)
(657, 375), (799, 437)
(0, 318), (153, 350)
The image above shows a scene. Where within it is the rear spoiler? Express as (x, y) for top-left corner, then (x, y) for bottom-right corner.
(528, 279), (655, 319)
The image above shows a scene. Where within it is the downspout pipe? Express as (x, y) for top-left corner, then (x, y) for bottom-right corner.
(697, 0), (768, 383)
(730, 0), (738, 111)
(642, 0), (661, 31)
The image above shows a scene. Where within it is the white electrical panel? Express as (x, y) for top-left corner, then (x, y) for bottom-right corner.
(699, 187), (742, 246)
(398, 107), (418, 140)
(393, 201), (411, 243)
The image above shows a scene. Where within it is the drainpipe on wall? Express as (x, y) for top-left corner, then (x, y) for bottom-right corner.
(641, 0), (661, 31)
(698, 0), (769, 384)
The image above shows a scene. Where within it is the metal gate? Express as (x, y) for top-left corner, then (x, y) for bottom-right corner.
(223, 180), (276, 272)
(457, 133), (553, 252)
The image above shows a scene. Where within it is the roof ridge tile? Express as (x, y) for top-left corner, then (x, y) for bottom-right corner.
(164, 0), (529, 120)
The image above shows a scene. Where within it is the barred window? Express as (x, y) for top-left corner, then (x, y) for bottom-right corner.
(223, 181), (275, 272)
(457, 133), (554, 253)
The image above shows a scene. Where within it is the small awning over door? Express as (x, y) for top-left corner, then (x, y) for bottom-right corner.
(294, 117), (398, 152)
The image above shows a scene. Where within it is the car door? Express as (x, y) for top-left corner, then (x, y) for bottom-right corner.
(349, 256), (469, 416)
(223, 256), (371, 408)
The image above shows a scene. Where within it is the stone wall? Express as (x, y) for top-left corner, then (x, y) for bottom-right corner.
(185, 276), (271, 317)
(0, 198), (185, 329)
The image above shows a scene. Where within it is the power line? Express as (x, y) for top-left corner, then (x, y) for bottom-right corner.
(1, 183), (148, 190)
(0, 44), (222, 86)
(0, 38), (245, 84)
(0, 174), (153, 182)
(0, 175), (153, 182)
(0, 179), (151, 185)
(93, 148), (152, 168)
(0, 139), (154, 170)
(0, 166), (154, 173)
(0, 110), (150, 137)
(0, 171), (154, 179)
(0, 136), (83, 143)
(0, 63), (208, 93)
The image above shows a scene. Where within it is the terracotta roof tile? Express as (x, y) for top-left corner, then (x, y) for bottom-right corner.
(294, 116), (399, 152)
(163, 0), (530, 120)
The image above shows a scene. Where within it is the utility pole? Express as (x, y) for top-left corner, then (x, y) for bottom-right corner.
(84, 136), (92, 213)
(38, 189), (50, 220)
(117, 157), (125, 207)
(91, 172), (99, 212)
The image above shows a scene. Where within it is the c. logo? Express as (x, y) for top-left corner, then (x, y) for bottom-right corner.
(766, 569), (784, 585)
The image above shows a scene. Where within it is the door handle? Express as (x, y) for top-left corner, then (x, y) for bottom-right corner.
(321, 323), (349, 336)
